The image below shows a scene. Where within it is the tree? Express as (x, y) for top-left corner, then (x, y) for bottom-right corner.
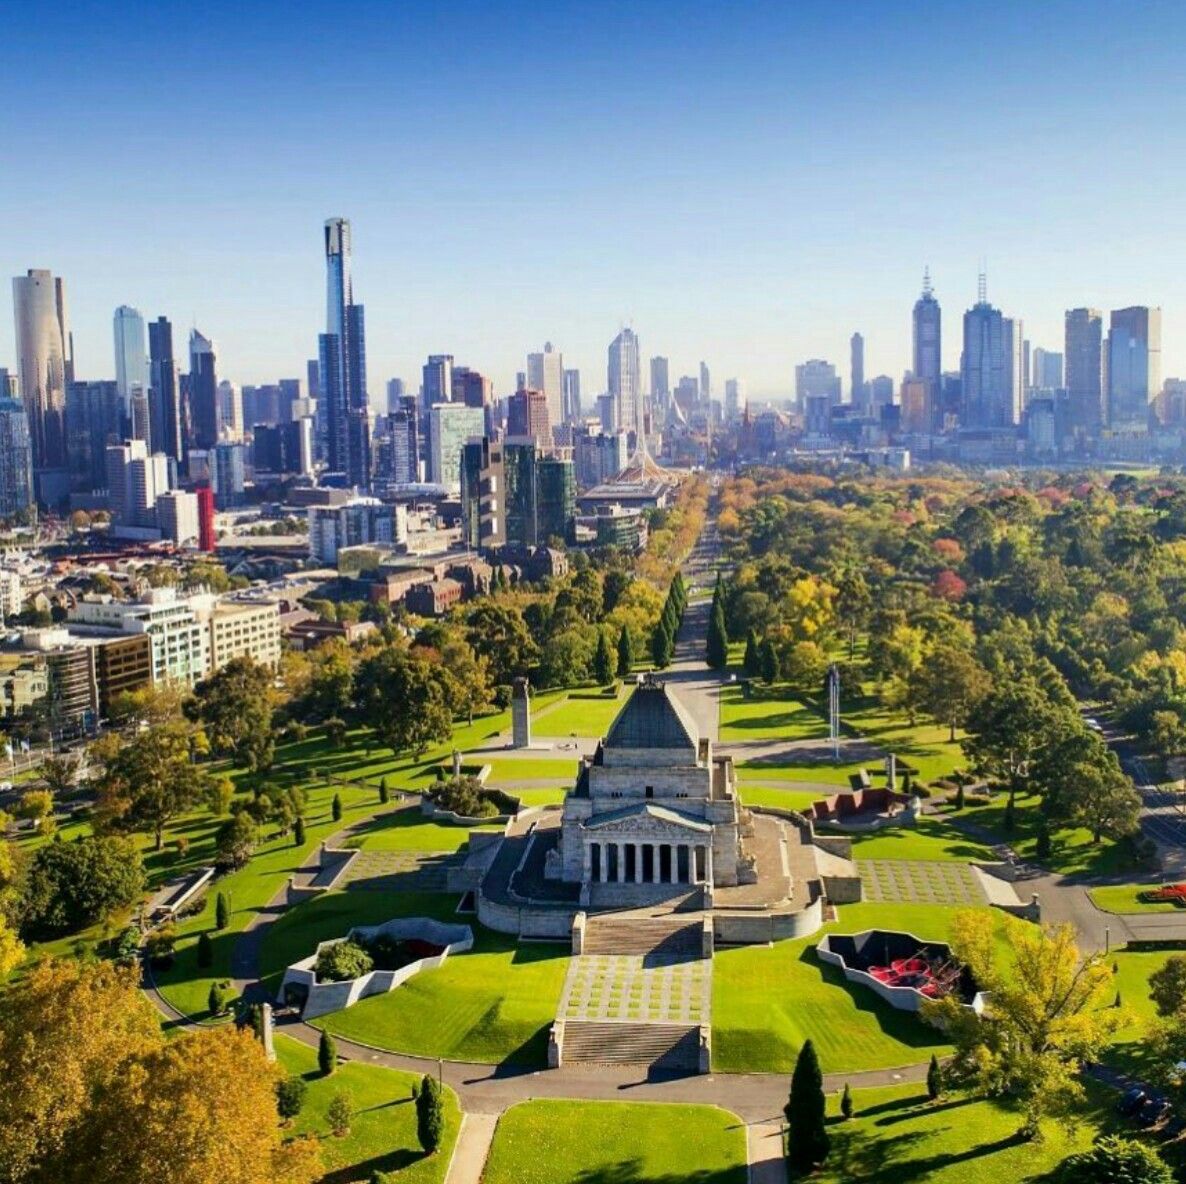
(1064, 759), (1141, 844)
(784, 1038), (829, 1171)
(463, 601), (537, 686)
(651, 620), (674, 669)
(92, 721), (212, 850)
(1149, 955), (1186, 1017)
(617, 624), (633, 678)
(439, 636), (494, 725)
(416, 1074), (445, 1154)
(911, 646), (992, 742)
(354, 647), (453, 758)
(743, 629), (761, 678)
(835, 569), (871, 662)
(0, 917), (24, 977)
(593, 630), (616, 687)
(840, 1083), (853, 1120)
(379, 777), (390, 804)
(21, 835), (145, 940)
(189, 657), (276, 771)
(294, 815), (306, 846)
(319, 1029), (337, 1076)
(1055, 1136), (1173, 1184)
(277, 1075), (307, 1122)
(923, 911), (1128, 1139)
(16, 789), (52, 824)
(38, 754), (79, 799)
(215, 890), (231, 931)
(327, 1091), (352, 1137)
(332, 792), (343, 823)
(315, 939), (374, 983)
(207, 980), (229, 1016)
(926, 1053), (943, 1100)
(780, 640), (828, 688)
(215, 811), (257, 871)
(760, 638), (778, 684)
(706, 599), (728, 670)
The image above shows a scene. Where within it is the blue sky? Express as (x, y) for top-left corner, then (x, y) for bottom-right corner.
(4, 0), (1186, 399)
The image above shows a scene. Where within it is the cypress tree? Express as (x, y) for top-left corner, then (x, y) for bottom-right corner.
(926, 1053), (943, 1101)
(207, 981), (227, 1017)
(706, 599), (729, 669)
(332, 792), (343, 823)
(840, 1082), (853, 1121)
(743, 629), (760, 677)
(616, 624), (633, 678)
(379, 777), (390, 804)
(593, 630), (615, 686)
(293, 815), (306, 847)
(652, 622), (672, 669)
(416, 1074), (444, 1153)
(785, 1039), (830, 1171)
(761, 639), (779, 684)
(215, 890), (231, 931)
(319, 1029), (337, 1077)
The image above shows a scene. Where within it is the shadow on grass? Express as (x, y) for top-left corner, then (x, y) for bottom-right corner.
(813, 1125), (1025, 1183)
(568, 1163), (747, 1184)
(320, 1145), (430, 1184)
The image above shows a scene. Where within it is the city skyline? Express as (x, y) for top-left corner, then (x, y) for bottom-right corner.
(4, 1), (1186, 396)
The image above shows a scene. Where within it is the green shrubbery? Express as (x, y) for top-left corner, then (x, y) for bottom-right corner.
(314, 939), (374, 983)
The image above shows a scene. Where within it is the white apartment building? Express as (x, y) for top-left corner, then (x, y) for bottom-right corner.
(0, 568), (22, 619)
(157, 490), (200, 547)
(201, 599), (282, 670)
(308, 497), (408, 565)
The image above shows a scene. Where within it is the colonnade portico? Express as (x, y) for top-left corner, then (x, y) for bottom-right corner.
(583, 837), (712, 886)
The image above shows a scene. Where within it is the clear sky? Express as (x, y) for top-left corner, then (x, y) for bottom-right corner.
(4, 0), (1186, 400)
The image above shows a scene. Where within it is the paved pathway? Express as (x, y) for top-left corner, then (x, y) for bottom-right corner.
(747, 1121), (788, 1184)
(445, 1111), (499, 1184)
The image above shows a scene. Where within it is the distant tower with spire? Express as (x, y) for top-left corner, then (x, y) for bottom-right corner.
(913, 267), (942, 397)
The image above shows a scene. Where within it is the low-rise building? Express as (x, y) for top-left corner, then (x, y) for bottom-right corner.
(309, 498), (408, 565)
(405, 578), (464, 617)
(204, 600), (282, 670)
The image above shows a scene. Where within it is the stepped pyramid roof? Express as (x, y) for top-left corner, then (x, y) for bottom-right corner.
(605, 675), (699, 751)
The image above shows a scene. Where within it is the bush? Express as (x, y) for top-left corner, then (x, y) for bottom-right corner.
(379, 777), (390, 804)
(208, 980), (229, 1016)
(324, 718), (347, 748)
(840, 1083), (853, 1120)
(319, 1029), (337, 1076)
(294, 816), (306, 847)
(174, 835), (190, 862)
(315, 939), (374, 983)
(911, 784), (933, 799)
(276, 1075), (307, 1121)
(431, 775), (496, 819)
(215, 891), (231, 931)
(144, 923), (177, 966)
(416, 1074), (444, 1153)
(1055, 1135), (1173, 1184)
(112, 924), (141, 964)
(327, 1091), (351, 1137)
(331, 793), (342, 823)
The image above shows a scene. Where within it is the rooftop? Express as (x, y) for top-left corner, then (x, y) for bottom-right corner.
(604, 677), (699, 751)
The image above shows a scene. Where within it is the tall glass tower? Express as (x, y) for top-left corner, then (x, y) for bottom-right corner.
(12, 269), (72, 481)
(912, 269), (941, 397)
(113, 305), (148, 425)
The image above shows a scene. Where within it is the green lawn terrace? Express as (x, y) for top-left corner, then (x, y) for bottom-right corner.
(480, 1100), (747, 1184)
(719, 682), (967, 789)
(275, 1034), (462, 1184)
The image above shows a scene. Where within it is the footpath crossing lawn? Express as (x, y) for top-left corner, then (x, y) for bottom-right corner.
(275, 1034), (460, 1184)
(481, 1100), (747, 1184)
(816, 1082), (1107, 1183)
(857, 859), (986, 905)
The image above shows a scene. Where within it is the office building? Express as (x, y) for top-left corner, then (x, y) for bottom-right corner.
(899, 378), (930, 433)
(12, 269), (72, 483)
(507, 387), (551, 448)
(536, 457), (576, 544)
(105, 440), (146, 528)
(850, 333), (865, 406)
(0, 400), (34, 518)
(574, 428), (628, 487)
(674, 376), (699, 416)
(563, 369), (582, 421)
(113, 305), (148, 424)
(428, 404), (484, 492)
(699, 362), (711, 403)
(197, 485), (215, 552)
(961, 279), (1021, 428)
(1065, 308), (1103, 431)
(1107, 306), (1161, 431)
(188, 329), (219, 449)
(319, 218), (370, 488)
(253, 420), (313, 475)
(66, 381), (122, 491)
(795, 359), (840, 408)
(211, 442), (246, 508)
(377, 398), (418, 485)
(724, 378), (746, 422)
(147, 317), (182, 462)
(422, 354), (454, 409)
(386, 377), (406, 414)
(650, 356), (670, 404)
(203, 600), (282, 670)
(129, 451), (170, 529)
(503, 440), (539, 547)
(912, 269), (942, 402)
(460, 437), (505, 551)
(308, 497), (407, 564)
(156, 490), (200, 547)
(869, 375), (894, 409)
(527, 342), (564, 427)
(1031, 348), (1063, 391)
(216, 380), (242, 441)
(608, 328), (642, 434)
(453, 366), (492, 411)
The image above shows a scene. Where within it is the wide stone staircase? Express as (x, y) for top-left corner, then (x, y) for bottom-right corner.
(581, 912), (703, 957)
(560, 1020), (702, 1070)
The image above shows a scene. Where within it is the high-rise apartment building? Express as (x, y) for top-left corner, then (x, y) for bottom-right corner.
(319, 218), (370, 488)
(562, 369), (582, 421)
(1031, 348), (1064, 391)
(428, 403), (484, 493)
(66, 381), (122, 491)
(724, 378), (746, 422)
(113, 305), (148, 425)
(460, 437), (505, 551)
(148, 317), (182, 462)
(507, 388), (551, 448)
(699, 362), (711, 403)
(0, 399), (34, 518)
(216, 380), (242, 441)
(211, 442), (246, 508)
(1065, 308), (1103, 431)
(12, 269), (72, 484)
(960, 282), (1021, 428)
(608, 328), (641, 435)
(386, 377), (405, 414)
(912, 269), (942, 400)
(526, 342), (564, 427)
(156, 490), (200, 547)
(536, 457), (576, 544)
(188, 329), (219, 449)
(850, 333), (865, 406)
(422, 355), (454, 409)
(453, 366), (492, 411)
(1107, 306), (1161, 431)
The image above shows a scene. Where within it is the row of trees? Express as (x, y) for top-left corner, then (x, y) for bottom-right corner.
(650, 573), (687, 669)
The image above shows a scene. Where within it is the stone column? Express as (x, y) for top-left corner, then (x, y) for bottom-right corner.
(645, 843), (654, 883)
(615, 842), (625, 883)
(632, 842), (642, 884)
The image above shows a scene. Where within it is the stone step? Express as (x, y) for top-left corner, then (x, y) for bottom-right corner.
(561, 1020), (702, 1068)
(583, 917), (702, 956)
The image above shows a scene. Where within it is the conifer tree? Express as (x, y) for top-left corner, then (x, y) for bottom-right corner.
(785, 1039), (830, 1171)
(593, 631), (615, 686)
(743, 629), (761, 677)
(617, 624), (633, 678)
(706, 599), (729, 669)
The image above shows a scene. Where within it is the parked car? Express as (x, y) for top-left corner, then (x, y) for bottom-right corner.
(1117, 1086), (1147, 1116)
(1135, 1098), (1171, 1128)
(1085, 717), (1104, 733)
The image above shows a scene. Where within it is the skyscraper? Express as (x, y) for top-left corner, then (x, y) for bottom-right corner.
(608, 328), (641, 435)
(1107, 306), (1162, 431)
(526, 342), (564, 427)
(849, 332), (865, 407)
(386, 377), (405, 414)
(422, 355), (454, 408)
(12, 269), (72, 482)
(1031, 348), (1064, 391)
(0, 399), (34, 518)
(699, 362), (711, 404)
(66, 380), (122, 491)
(188, 329), (219, 449)
(507, 388), (551, 447)
(562, 369), (582, 421)
(1064, 308), (1103, 431)
(453, 367), (492, 411)
(148, 317), (182, 462)
(960, 278), (1021, 429)
(912, 269), (942, 400)
(724, 378), (746, 422)
(794, 360), (840, 407)
(650, 356), (670, 403)
(319, 217), (371, 488)
(113, 305), (148, 425)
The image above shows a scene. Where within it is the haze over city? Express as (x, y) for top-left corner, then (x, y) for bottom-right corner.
(5, 0), (1186, 396)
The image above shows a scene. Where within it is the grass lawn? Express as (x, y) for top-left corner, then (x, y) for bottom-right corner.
(847, 816), (995, 863)
(533, 686), (628, 738)
(737, 786), (824, 813)
(483, 758), (580, 784)
(719, 683), (828, 744)
(152, 781), (380, 1022)
(308, 899), (569, 1066)
(275, 1034), (460, 1184)
(481, 1100), (747, 1184)
(346, 807), (494, 853)
(510, 788), (569, 808)
(815, 1082), (1110, 1183)
(1089, 884), (1182, 914)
